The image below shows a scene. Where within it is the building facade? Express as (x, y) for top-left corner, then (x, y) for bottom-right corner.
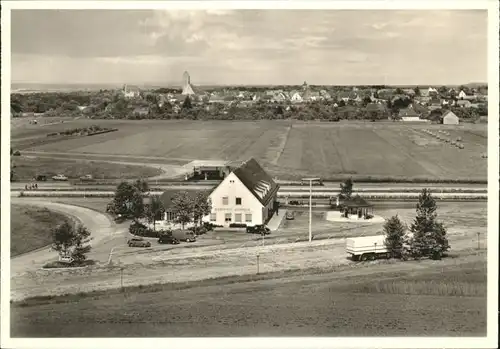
(443, 110), (459, 125)
(203, 158), (279, 227)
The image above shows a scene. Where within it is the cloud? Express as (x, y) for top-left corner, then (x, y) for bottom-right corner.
(10, 9), (487, 85)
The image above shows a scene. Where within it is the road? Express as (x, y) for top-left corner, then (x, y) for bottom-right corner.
(10, 199), (123, 276)
(12, 190), (488, 200)
(10, 224), (485, 301)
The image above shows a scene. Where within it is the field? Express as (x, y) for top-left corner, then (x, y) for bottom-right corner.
(11, 119), (488, 181)
(11, 255), (486, 337)
(11, 156), (162, 180)
(10, 204), (69, 256)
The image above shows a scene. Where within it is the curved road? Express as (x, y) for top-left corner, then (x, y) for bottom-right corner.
(10, 199), (122, 276)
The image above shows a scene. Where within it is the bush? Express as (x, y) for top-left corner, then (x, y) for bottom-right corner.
(229, 223), (247, 228)
(189, 226), (208, 235)
(13, 150), (21, 156)
(128, 221), (159, 238)
(43, 260), (95, 269)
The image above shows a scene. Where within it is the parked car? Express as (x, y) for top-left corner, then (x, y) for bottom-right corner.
(158, 232), (180, 245)
(52, 174), (68, 181)
(79, 174), (94, 181)
(127, 237), (151, 248)
(171, 229), (197, 242)
(285, 211), (295, 220)
(246, 224), (271, 235)
(34, 174), (47, 181)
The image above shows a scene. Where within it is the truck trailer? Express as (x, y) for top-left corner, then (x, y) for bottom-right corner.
(346, 235), (390, 261)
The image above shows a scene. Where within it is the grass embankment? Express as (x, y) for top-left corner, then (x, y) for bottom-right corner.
(11, 255), (487, 337)
(11, 156), (162, 180)
(10, 204), (69, 256)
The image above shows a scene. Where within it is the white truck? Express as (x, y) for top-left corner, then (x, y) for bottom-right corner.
(346, 235), (390, 261)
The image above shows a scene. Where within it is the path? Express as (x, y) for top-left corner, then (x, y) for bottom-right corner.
(10, 199), (119, 276)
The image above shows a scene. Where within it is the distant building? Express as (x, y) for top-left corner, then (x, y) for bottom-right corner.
(456, 100), (472, 108)
(182, 71), (195, 96)
(122, 84), (141, 99)
(132, 106), (149, 117)
(442, 110), (459, 125)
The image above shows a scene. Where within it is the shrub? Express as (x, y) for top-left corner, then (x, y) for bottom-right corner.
(13, 150), (21, 156)
(129, 220), (148, 236)
(229, 223), (247, 228)
(189, 226), (208, 235)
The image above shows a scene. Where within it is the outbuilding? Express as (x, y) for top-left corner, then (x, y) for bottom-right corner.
(442, 110), (459, 125)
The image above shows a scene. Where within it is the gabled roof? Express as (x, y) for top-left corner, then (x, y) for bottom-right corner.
(232, 158), (279, 206)
(158, 189), (215, 210)
(443, 110), (459, 119)
(340, 195), (373, 208)
(365, 103), (386, 112)
(398, 107), (419, 118)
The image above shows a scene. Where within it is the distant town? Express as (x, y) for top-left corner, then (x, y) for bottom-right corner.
(11, 71), (488, 124)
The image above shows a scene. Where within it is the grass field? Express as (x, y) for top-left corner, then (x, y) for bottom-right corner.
(11, 256), (486, 337)
(10, 204), (69, 256)
(11, 156), (162, 180)
(11, 119), (487, 181)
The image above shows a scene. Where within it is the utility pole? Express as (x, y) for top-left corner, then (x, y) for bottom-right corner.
(477, 232), (480, 250)
(302, 177), (320, 242)
(257, 254), (260, 274)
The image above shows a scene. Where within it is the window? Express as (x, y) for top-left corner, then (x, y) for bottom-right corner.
(235, 213), (242, 223)
(222, 196), (228, 205)
(210, 213), (216, 222)
(245, 213), (252, 223)
(225, 213), (232, 222)
(236, 197), (242, 205)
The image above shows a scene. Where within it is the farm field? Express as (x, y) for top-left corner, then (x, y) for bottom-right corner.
(10, 204), (69, 256)
(11, 156), (162, 180)
(11, 120), (487, 181)
(11, 255), (486, 337)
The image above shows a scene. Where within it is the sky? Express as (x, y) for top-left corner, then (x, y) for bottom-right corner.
(10, 9), (487, 86)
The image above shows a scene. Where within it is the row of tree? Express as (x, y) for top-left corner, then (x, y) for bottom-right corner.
(384, 189), (450, 260)
(108, 179), (212, 230)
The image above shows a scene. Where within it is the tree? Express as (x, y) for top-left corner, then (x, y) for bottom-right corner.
(182, 95), (193, 109)
(133, 178), (150, 194)
(193, 191), (212, 227)
(414, 86), (421, 96)
(340, 178), (354, 199)
(171, 191), (194, 229)
(51, 221), (92, 263)
(112, 182), (144, 219)
(144, 195), (165, 231)
(395, 87), (403, 95)
(409, 189), (450, 260)
(383, 215), (408, 258)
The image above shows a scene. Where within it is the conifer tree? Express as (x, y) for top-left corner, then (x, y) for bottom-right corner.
(409, 189), (450, 259)
(383, 215), (407, 258)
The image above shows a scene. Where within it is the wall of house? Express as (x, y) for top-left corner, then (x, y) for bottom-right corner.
(443, 115), (459, 125)
(204, 172), (264, 227)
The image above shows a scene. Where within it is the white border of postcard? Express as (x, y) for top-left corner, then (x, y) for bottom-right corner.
(1, 1), (498, 349)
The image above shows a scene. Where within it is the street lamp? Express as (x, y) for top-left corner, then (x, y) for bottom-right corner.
(302, 177), (320, 242)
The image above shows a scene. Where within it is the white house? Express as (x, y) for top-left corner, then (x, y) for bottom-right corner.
(290, 91), (303, 103)
(458, 90), (467, 99)
(442, 110), (459, 125)
(204, 158), (280, 227)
